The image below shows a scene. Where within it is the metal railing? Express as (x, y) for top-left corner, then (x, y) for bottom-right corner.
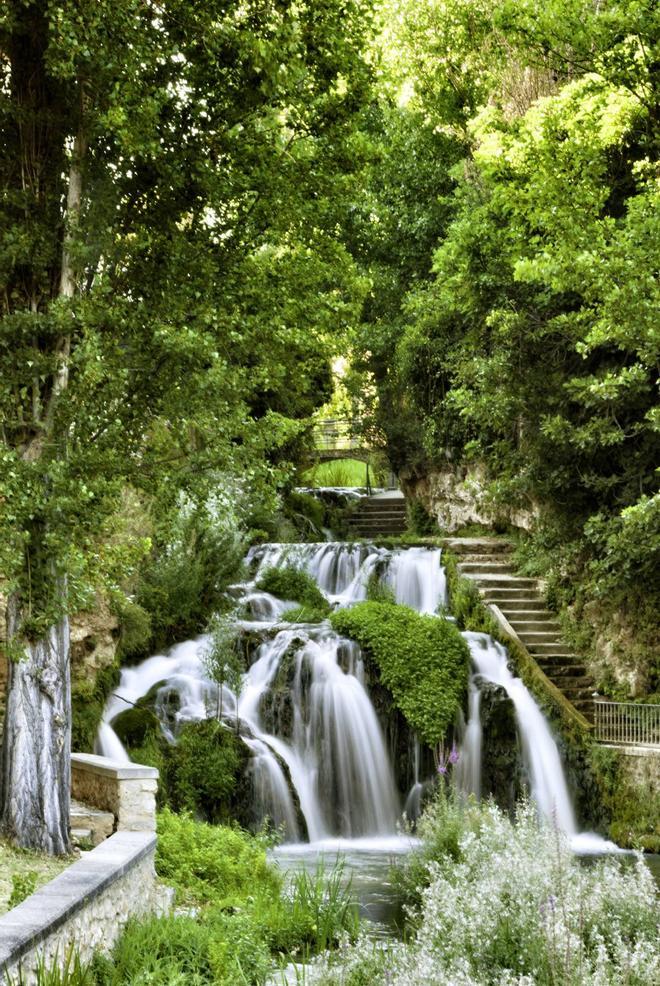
(312, 418), (365, 452)
(594, 699), (660, 748)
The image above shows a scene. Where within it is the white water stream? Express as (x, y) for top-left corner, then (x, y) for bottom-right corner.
(98, 539), (613, 851)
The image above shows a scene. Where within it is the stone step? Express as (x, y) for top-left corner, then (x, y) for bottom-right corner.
(70, 799), (114, 847)
(515, 631), (562, 646)
(456, 553), (516, 566)
(507, 611), (558, 623)
(457, 562), (516, 575)
(351, 517), (406, 531)
(485, 595), (548, 608)
(572, 699), (595, 715)
(535, 663), (588, 678)
(545, 674), (594, 689)
(71, 827), (93, 846)
(558, 686), (597, 701)
(509, 620), (561, 633)
(534, 654), (583, 667)
(471, 575), (539, 589)
(524, 640), (574, 655)
(442, 538), (513, 555)
(358, 504), (407, 514)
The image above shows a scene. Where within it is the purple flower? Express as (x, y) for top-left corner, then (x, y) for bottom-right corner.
(437, 761), (448, 775)
(449, 742), (460, 765)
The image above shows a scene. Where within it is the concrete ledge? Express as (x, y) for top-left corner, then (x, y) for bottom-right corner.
(0, 831), (157, 978)
(599, 743), (660, 758)
(71, 753), (158, 780)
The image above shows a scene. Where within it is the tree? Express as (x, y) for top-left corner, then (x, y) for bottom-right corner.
(0, 0), (374, 852)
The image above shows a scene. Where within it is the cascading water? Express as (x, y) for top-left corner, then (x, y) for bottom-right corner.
(98, 543), (446, 843)
(458, 632), (576, 833)
(98, 538), (610, 851)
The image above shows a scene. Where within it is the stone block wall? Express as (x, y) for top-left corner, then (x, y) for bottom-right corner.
(71, 753), (158, 832)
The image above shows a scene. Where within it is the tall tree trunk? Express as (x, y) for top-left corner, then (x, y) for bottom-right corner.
(0, 595), (71, 854)
(0, 124), (84, 853)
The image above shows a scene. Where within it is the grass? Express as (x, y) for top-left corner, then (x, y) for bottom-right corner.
(301, 459), (376, 488)
(0, 839), (69, 915)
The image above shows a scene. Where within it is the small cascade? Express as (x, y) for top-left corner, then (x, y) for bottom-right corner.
(238, 626), (399, 840)
(385, 547), (447, 614)
(459, 633), (577, 832)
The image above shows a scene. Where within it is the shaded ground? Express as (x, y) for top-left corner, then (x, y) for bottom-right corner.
(0, 839), (70, 915)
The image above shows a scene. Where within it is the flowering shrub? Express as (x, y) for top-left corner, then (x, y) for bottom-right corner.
(310, 798), (659, 985)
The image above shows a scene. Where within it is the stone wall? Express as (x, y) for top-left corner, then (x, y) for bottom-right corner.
(0, 832), (162, 982)
(71, 754), (158, 833)
(0, 755), (165, 984)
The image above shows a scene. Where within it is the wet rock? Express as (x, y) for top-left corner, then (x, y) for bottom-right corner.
(479, 680), (525, 814)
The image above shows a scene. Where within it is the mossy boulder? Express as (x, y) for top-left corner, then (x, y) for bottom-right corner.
(112, 705), (162, 747)
(256, 566), (331, 616)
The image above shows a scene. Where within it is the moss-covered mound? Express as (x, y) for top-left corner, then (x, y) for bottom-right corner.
(331, 601), (470, 746)
(256, 566), (331, 616)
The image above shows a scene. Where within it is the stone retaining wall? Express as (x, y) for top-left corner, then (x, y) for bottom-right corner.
(0, 754), (165, 984)
(0, 832), (160, 982)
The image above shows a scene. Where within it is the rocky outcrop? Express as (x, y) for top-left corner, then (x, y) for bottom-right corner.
(402, 463), (536, 533)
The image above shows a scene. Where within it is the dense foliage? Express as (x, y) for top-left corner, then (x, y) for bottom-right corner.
(346, 0), (660, 695)
(330, 600), (469, 745)
(91, 810), (359, 985)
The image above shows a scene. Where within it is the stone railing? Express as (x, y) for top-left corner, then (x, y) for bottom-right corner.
(0, 754), (165, 984)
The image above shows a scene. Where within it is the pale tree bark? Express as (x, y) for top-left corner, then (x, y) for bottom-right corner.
(0, 133), (85, 855)
(0, 597), (71, 854)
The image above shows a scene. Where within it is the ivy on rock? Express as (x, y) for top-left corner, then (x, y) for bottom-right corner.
(330, 601), (470, 747)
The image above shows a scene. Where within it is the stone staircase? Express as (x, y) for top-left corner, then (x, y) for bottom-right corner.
(349, 495), (407, 537)
(446, 538), (595, 721)
(70, 799), (114, 848)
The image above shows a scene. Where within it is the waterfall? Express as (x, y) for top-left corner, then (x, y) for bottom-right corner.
(99, 539), (613, 850)
(459, 633), (576, 833)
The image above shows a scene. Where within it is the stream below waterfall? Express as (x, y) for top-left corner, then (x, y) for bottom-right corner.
(99, 534), (638, 940)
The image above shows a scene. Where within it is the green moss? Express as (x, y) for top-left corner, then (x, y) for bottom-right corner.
(71, 662), (121, 753)
(170, 720), (248, 824)
(256, 565), (331, 615)
(330, 601), (470, 746)
(112, 706), (162, 747)
(281, 605), (330, 624)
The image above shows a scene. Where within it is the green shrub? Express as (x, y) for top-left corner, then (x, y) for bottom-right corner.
(256, 566), (331, 616)
(170, 720), (246, 823)
(330, 601), (469, 746)
(283, 491), (326, 540)
(135, 497), (246, 651)
(206, 910), (272, 986)
(8, 870), (37, 909)
(111, 597), (152, 663)
(155, 808), (280, 908)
